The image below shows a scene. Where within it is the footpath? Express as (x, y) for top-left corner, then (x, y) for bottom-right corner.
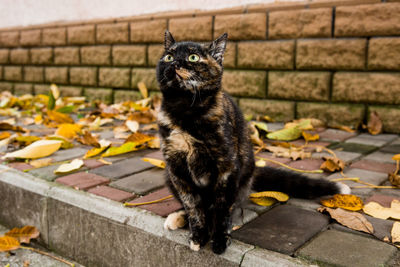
(1, 114), (400, 266)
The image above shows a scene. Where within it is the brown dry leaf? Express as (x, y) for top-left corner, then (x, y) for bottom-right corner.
(0, 122), (26, 132)
(331, 125), (356, 133)
(128, 110), (156, 124)
(47, 110), (74, 124)
(249, 191), (289, 206)
(320, 156), (345, 172)
(265, 145), (311, 160)
(0, 131), (11, 140)
(5, 225), (40, 244)
(0, 236), (20, 252)
(367, 111), (382, 135)
(302, 131), (319, 142)
(30, 158), (53, 168)
(77, 130), (100, 147)
(320, 194), (363, 211)
(142, 157), (166, 168)
(55, 123), (82, 139)
(392, 222), (400, 244)
(125, 132), (155, 144)
(363, 200), (400, 220)
(141, 123), (158, 131)
(147, 136), (160, 149)
(389, 172), (400, 188)
(318, 207), (373, 234)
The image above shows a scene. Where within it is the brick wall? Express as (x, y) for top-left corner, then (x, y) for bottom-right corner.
(0, 0), (399, 133)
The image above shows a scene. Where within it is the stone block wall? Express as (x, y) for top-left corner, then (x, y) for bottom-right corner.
(0, 0), (399, 132)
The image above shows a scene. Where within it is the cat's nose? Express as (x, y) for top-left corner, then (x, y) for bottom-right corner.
(172, 61), (180, 70)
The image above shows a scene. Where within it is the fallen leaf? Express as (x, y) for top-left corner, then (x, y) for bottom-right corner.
(98, 158), (112, 165)
(249, 122), (264, 147)
(393, 154), (400, 161)
(255, 159), (266, 167)
(47, 110), (74, 124)
(126, 120), (139, 133)
(288, 118), (324, 129)
(302, 131), (319, 142)
(392, 222), (400, 244)
(147, 137), (160, 149)
(0, 131), (11, 140)
(138, 82), (148, 98)
(54, 159), (84, 174)
(56, 105), (75, 114)
(331, 125), (356, 133)
(3, 140), (62, 159)
(128, 110), (156, 124)
(363, 200), (400, 220)
(21, 117), (35, 126)
(0, 236), (20, 252)
(141, 123), (158, 131)
(389, 172), (400, 188)
(83, 139), (111, 158)
(30, 158), (53, 168)
(54, 123), (82, 139)
(0, 122), (26, 132)
(125, 132), (155, 144)
(46, 136), (74, 149)
(318, 207), (373, 234)
(14, 135), (41, 146)
(267, 126), (302, 141)
(34, 114), (43, 125)
(265, 145), (311, 160)
(367, 111), (382, 135)
(320, 157), (345, 172)
(50, 84), (60, 100)
(320, 194), (363, 211)
(252, 121), (268, 133)
(249, 191), (289, 206)
(77, 130), (100, 147)
(5, 226), (40, 244)
(101, 142), (141, 157)
(142, 157), (165, 168)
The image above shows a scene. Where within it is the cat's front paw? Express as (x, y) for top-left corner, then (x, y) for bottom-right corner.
(189, 240), (201, 251)
(164, 210), (186, 230)
(211, 234), (231, 254)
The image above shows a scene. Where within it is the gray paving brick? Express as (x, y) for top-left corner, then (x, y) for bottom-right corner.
(327, 168), (388, 196)
(232, 208), (258, 228)
(312, 150), (361, 163)
(90, 157), (153, 179)
(319, 129), (357, 142)
(345, 136), (388, 147)
(48, 147), (88, 162)
(297, 230), (397, 267)
(328, 142), (378, 154)
(380, 143), (400, 154)
(287, 198), (321, 212)
(28, 163), (87, 181)
(364, 151), (397, 164)
(109, 168), (165, 195)
(232, 205), (329, 255)
(357, 133), (398, 142)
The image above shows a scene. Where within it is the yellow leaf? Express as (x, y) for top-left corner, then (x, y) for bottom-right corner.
(393, 154), (400, 161)
(320, 194), (363, 211)
(0, 122), (26, 132)
(3, 140), (62, 159)
(34, 114), (43, 125)
(47, 110), (74, 124)
(50, 84), (60, 99)
(125, 132), (155, 144)
(302, 131), (319, 142)
(5, 226), (40, 244)
(30, 158), (53, 168)
(389, 172), (400, 187)
(320, 157), (345, 172)
(83, 139), (111, 159)
(252, 121), (268, 133)
(101, 142), (140, 157)
(249, 191), (289, 206)
(267, 126), (302, 141)
(255, 159), (266, 167)
(54, 158), (84, 174)
(0, 236), (20, 252)
(363, 200), (400, 220)
(392, 222), (400, 244)
(55, 123), (82, 139)
(15, 135), (41, 146)
(0, 131), (11, 140)
(284, 119), (313, 130)
(126, 120), (139, 133)
(142, 157), (166, 168)
(318, 207), (373, 234)
(138, 82), (148, 98)
(46, 136), (74, 149)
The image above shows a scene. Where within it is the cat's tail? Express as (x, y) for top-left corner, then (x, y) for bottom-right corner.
(251, 166), (351, 199)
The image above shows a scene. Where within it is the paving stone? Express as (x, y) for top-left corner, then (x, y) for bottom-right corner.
(297, 229), (397, 267)
(232, 205), (329, 255)
(241, 196), (273, 215)
(345, 135), (389, 147)
(110, 168), (165, 195)
(56, 172), (109, 190)
(365, 194), (400, 208)
(28, 163), (82, 181)
(358, 133), (399, 143)
(351, 160), (397, 174)
(266, 122), (285, 132)
(318, 129), (357, 142)
(90, 157), (153, 179)
(288, 159), (324, 172)
(380, 144), (400, 154)
(312, 150), (361, 163)
(7, 162), (32, 171)
(126, 187), (182, 217)
(97, 130), (114, 140)
(102, 149), (153, 163)
(364, 151), (397, 164)
(328, 142), (379, 154)
(287, 198), (321, 212)
(327, 168), (388, 196)
(143, 150), (164, 160)
(87, 185), (134, 202)
(289, 140), (331, 152)
(83, 159), (105, 169)
(232, 208), (258, 228)
(256, 152), (291, 168)
(48, 147), (88, 162)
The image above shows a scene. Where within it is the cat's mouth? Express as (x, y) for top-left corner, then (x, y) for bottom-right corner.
(175, 68), (192, 80)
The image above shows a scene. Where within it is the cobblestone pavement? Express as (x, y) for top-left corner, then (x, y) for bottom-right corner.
(1, 117), (400, 266)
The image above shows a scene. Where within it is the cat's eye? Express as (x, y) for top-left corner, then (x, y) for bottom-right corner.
(188, 54), (200, 62)
(164, 54), (174, 62)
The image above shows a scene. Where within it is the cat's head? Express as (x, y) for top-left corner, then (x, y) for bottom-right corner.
(156, 31), (228, 95)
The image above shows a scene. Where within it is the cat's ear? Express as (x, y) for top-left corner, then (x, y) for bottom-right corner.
(209, 33), (228, 64)
(164, 30), (175, 50)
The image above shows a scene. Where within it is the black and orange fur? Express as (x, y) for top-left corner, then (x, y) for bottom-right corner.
(156, 31), (349, 254)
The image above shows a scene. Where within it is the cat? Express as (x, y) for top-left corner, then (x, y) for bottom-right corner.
(156, 30), (350, 254)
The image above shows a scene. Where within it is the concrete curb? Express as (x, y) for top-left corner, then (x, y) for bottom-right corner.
(0, 165), (309, 266)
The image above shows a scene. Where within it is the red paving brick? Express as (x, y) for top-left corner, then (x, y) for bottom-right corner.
(350, 160), (397, 174)
(55, 172), (110, 190)
(8, 162), (32, 171)
(365, 194), (400, 208)
(256, 152), (291, 168)
(288, 159), (325, 171)
(126, 187), (182, 217)
(88, 185), (134, 202)
(83, 159), (105, 169)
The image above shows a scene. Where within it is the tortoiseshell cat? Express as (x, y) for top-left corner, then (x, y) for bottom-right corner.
(156, 31), (350, 254)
